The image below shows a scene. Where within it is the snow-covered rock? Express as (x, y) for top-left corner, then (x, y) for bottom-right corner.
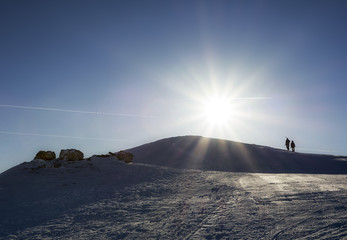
(59, 149), (84, 161)
(34, 151), (56, 161)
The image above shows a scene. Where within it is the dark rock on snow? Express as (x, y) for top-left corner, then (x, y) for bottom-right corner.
(34, 151), (56, 161)
(115, 151), (134, 163)
(59, 149), (84, 161)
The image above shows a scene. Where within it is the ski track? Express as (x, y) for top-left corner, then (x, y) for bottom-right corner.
(1, 159), (347, 239)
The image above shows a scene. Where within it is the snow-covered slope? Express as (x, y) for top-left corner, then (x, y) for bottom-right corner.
(128, 135), (347, 174)
(1, 156), (347, 239)
(1, 136), (347, 239)
(0, 157), (181, 238)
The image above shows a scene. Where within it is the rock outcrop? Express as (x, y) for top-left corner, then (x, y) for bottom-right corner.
(114, 151), (133, 163)
(89, 151), (133, 163)
(30, 149), (132, 170)
(34, 151), (56, 161)
(59, 149), (84, 161)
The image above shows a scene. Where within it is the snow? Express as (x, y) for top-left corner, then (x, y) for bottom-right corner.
(1, 136), (347, 239)
(129, 136), (347, 174)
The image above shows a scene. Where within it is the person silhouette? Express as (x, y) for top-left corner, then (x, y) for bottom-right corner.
(291, 140), (296, 152)
(285, 138), (290, 151)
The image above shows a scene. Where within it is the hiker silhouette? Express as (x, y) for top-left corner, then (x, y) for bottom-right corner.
(291, 140), (296, 152)
(285, 138), (290, 151)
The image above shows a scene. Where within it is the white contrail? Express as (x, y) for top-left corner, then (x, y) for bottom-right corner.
(0, 131), (128, 142)
(230, 97), (272, 100)
(0, 104), (157, 118)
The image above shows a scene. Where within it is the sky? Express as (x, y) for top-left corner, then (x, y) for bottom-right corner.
(1, 0), (347, 173)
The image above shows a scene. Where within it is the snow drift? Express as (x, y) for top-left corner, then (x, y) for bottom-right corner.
(128, 136), (347, 174)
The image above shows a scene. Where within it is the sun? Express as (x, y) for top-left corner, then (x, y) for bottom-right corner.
(202, 96), (233, 126)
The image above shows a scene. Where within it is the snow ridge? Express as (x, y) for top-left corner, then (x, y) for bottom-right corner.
(129, 135), (347, 174)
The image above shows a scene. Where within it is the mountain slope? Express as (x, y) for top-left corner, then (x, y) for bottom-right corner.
(128, 135), (347, 174)
(1, 156), (347, 239)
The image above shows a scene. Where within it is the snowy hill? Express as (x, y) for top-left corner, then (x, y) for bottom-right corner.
(1, 136), (347, 239)
(129, 136), (347, 174)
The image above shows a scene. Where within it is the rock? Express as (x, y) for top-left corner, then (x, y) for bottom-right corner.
(59, 149), (84, 161)
(115, 151), (134, 163)
(109, 152), (117, 156)
(34, 151), (56, 161)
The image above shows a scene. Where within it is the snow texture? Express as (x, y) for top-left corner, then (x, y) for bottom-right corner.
(1, 136), (347, 239)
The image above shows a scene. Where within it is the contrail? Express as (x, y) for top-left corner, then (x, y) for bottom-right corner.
(0, 104), (157, 118)
(230, 97), (272, 100)
(0, 131), (128, 142)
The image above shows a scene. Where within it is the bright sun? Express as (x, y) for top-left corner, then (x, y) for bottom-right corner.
(202, 96), (233, 126)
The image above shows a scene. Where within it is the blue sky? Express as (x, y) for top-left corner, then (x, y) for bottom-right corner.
(1, 0), (347, 172)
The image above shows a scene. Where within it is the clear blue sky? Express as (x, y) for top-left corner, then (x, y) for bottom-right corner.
(1, 0), (347, 173)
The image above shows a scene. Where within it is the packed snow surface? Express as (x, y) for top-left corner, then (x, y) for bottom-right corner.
(1, 156), (347, 239)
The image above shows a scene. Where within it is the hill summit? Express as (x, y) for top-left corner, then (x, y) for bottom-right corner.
(128, 135), (347, 174)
